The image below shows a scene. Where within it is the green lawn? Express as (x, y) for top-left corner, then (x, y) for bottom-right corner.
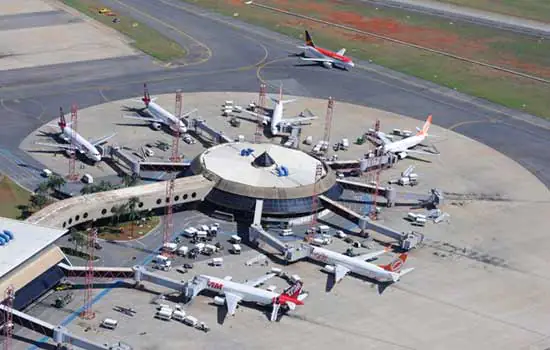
(0, 176), (32, 219)
(62, 0), (186, 62)
(181, 0), (550, 119)
(433, 0), (550, 23)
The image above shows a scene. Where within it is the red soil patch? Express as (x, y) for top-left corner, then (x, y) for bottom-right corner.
(228, 0), (243, 6)
(269, 0), (549, 77)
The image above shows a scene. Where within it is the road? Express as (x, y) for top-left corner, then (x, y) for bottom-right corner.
(0, 0), (549, 193)
(361, 0), (550, 37)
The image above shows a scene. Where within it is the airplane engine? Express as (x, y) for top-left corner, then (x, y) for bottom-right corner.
(151, 122), (162, 130)
(262, 120), (269, 126)
(322, 61), (333, 69)
(64, 149), (76, 157)
(322, 265), (335, 274)
(213, 296), (225, 306)
(397, 152), (408, 159)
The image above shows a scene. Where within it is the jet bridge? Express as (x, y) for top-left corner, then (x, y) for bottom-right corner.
(190, 118), (233, 144)
(0, 305), (115, 349)
(337, 179), (397, 207)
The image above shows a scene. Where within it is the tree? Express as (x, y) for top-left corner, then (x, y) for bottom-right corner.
(80, 185), (93, 195)
(30, 193), (48, 210)
(36, 182), (50, 195)
(122, 174), (139, 187)
(70, 228), (87, 253)
(127, 196), (140, 236)
(111, 203), (129, 225)
(47, 175), (66, 191)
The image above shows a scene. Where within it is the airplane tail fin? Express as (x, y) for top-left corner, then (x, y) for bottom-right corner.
(58, 107), (67, 129)
(282, 280), (303, 299)
(416, 114), (432, 136)
(305, 30), (315, 47)
(142, 83), (151, 106)
(379, 253), (408, 272)
(269, 85), (296, 105)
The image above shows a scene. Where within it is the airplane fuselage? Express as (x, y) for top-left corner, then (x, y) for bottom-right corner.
(201, 275), (278, 306)
(61, 126), (102, 162)
(383, 134), (427, 155)
(304, 46), (354, 70)
(270, 102), (284, 136)
(310, 246), (397, 283)
(147, 102), (187, 134)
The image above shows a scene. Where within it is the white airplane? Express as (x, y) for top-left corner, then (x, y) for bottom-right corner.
(195, 273), (307, 321)
(241, 86), (317, 136)
(377, 115), (438, 159)
(309, 245), (414, 285)
(124, 84), (196, 134)
(35, 108), (115, 163)
(296, 30), (355, 70)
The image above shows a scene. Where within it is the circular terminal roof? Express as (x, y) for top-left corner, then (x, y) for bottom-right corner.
(192, 142), (337, 200)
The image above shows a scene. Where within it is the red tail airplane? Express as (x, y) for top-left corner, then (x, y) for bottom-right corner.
(297, 30), (355, 70)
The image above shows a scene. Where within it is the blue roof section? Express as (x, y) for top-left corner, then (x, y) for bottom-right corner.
(0, 217), (67, 277)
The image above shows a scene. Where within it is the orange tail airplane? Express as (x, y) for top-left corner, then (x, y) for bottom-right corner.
(297, 30), (355, 70)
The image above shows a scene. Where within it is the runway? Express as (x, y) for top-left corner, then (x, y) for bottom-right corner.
(0, 0), (549, 189)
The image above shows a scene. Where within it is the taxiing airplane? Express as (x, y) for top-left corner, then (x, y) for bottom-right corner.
(297, 30), (355, 70)
(310, 245), (414, 285)
(377, 115), (438, 159)
(196, 273), (307, 321)
(242, 86), (317, 136)
(124, 84), (196, 134)
(35, 108), (115, 163)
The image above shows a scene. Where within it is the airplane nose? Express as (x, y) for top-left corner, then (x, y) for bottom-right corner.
(349, 62), (355, 68)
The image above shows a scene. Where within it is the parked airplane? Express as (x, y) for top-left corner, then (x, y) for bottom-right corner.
(35, 108), (115, 163)
(310, 245), (414, 285)
(296, 30), (355, 70)
(377, 115), (438, 159)
(124, 84), (196, 134)
(241, 86), (317, 136)
(196, 273), (307, 321)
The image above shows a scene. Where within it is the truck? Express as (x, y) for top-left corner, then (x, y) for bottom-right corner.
(230, 235), (242, 244)
(41, 169), (52, 177)
(101, 318), (118, 330)
(172, 309), (186, 322)
(156, 307), (173, 321)
(183, 315), (198, 327)
(196, 231), (207, 241)
(162, 242), (177, 252)
(317, 225), (330, 235)
(341, 138), (349, 150)
(211, 257), (223, 266)
(177, 245), (189, 256)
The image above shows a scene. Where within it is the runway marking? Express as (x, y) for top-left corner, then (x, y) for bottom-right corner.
(110, 0), (213, 66)
(448, 119), (497, 131)
(98, 88), (111, 103)
(0, 98), (46, 121)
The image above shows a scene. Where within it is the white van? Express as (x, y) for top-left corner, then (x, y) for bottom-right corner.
(341, 138), (349, 150)
(290, 274), (301, 283)
(194, 243), (205, 253)
(172, 309), (186, 322)
(153, 255), (169, 264)
(200, 225), (210, 233)
(41, 169), (52, 177)
(278, 229), (293, 237)
(156, 307), (173, 321)
(317, 225), (330, 235)
(177, 245), (189, 256)
(183, 227), (198, 238)
(230, 235), (242, 244)
(205, 244), (219, 253)
(101, 318), (118, 330)
(183, 315), (198, 327)
(196, 231), (208, 240)
(231, 244), (241, 254)
(162, 243), (177, 252)
(211, 258), (223, 266)
(81, 173), (94, 184)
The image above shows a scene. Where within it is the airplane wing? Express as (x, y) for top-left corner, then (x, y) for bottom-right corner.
(224, 292), (243, 316)
(405, 149), (440, 156)
(244, 273), (276, 287)
(179, 108), (198, 120)
(90, 133), (116, 146)
(375, 131), (393, 145)
(334, 264), (350, 283)
(336, 48), (346, 56)
(355, 248), (389, 261)
(282, 116), (318, 124)
(300, 57), (335, 63)
(34, 142), (76, 150)
(242, 109), (270, 123)
(123, 115), (160, 123)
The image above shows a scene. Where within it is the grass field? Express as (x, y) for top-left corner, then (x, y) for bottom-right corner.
(435, 0), (550, 23)
(0, 176), (31, 219)
(62, 0), (186, 62)
(183, 0), (550, 119)
(98, 216), (160, 241)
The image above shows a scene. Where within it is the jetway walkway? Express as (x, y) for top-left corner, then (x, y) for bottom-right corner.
(190, 118), (233, 144)
(337, 179), (397, 207)
(105, 146), (191, 176)
(59, 263), (135, 279)
(0, 305), (113, 349)
(318, 195), (423, 250)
